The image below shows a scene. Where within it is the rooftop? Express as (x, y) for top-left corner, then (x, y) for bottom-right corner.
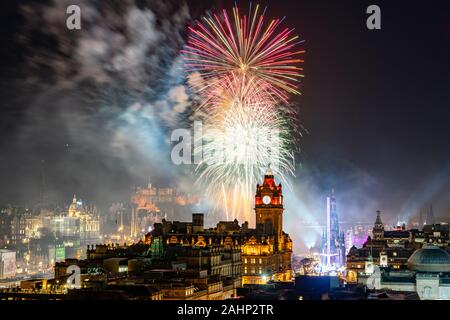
(407, 245), (450, 273)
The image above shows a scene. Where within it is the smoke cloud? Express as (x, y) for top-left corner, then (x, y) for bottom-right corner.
(284, 161), (382, 254)
(2, 0), (196, 208)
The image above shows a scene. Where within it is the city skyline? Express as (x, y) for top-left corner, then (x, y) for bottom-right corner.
(0, 0), (449, 256)
(1, 170), (449, 300)
(0, 0), (449, 302)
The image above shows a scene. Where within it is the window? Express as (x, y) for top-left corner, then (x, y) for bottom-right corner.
(251, 258), (256, 264)
(118, 265), (128, 273)
(244, 258), (247, 264)
(393, 252), (397, 257)
(423, 286), (431, 299)
(259, 258), (262, 264)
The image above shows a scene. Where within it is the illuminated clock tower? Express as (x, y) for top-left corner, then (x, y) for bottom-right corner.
(254, 168), (284, 252)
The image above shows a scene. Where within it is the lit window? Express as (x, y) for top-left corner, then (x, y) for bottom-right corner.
(393, 252), (397, 257)
(118, 265), (128, 273)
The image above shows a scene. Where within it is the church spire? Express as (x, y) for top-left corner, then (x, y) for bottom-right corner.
(425, 204), (435, 225)
(375, 210), (383, 226)
(373, 210), (384, 240)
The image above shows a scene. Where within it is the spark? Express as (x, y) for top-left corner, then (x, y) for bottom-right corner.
(182, 3), (305, 101)
(193, 74), (295, 222)
(183, 4), (303, 223)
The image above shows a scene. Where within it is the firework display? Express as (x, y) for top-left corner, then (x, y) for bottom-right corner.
(182, 4), (305, 101)
(184, 4), (304, 223)
(194, 74), (295, 221)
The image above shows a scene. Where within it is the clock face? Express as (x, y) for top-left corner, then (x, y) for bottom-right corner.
(262, 195), (271, 205)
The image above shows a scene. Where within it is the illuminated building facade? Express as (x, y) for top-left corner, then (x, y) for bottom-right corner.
(129, 178), (197, 239)
(10, 210), (31, 245)
(0, 249), (16, 279)
(346, 211), (416, 283)
(1, 172), (291, 299)
(346, 211), (449, 284)
(43, 195), (100, 247)
(50, 236), (242, 299)
(242, 170), (293, 284)
(145, 170), (293, 286)
(131, 177), (198, 215)
(67, 195), (100, 245)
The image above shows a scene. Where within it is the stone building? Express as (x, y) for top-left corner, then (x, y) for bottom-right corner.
(358, 245), (450, 300)
(346, 210), (449, 285)
(347, 211), (417, 283)
(145, 170), (293, 285)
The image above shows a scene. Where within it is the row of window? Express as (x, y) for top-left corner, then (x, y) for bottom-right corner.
(244, 258), (263, 264)
(244, 267), (264, 275)
(349, 264), (401, 269)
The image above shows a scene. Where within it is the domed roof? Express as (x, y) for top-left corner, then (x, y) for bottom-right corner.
(407, 245), (450, 272)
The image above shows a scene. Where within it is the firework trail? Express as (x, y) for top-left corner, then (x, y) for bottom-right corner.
(194, 74), (295, 222)
(183, 4), (304, 223)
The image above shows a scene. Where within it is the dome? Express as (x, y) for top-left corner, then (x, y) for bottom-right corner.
(407, 245), (450, 272)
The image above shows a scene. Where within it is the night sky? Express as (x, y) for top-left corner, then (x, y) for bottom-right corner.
(0, 0), (449, 237)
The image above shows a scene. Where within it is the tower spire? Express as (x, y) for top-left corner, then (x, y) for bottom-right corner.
(373, 210), (384, 240)
(426, 203), (435, 225)
(375, 210), (383, 225)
